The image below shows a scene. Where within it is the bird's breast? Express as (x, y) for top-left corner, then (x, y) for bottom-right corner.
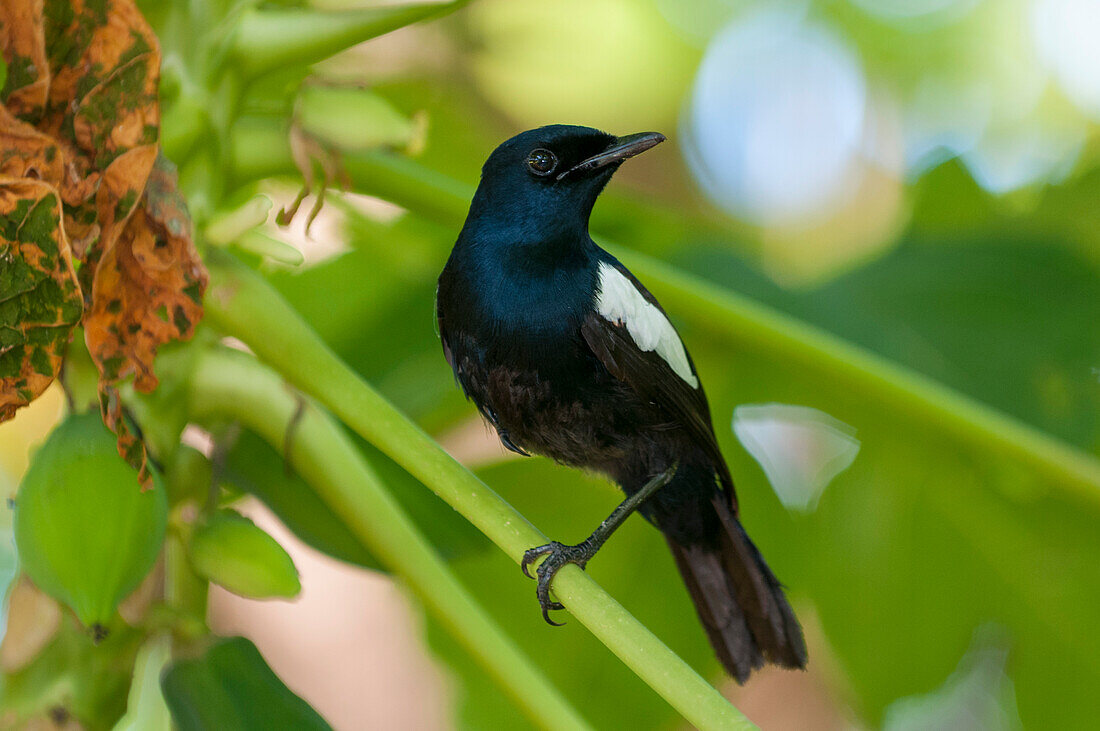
(439, 260), (679, 472)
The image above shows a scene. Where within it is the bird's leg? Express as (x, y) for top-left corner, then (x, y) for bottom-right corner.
(521, 462), (679, 625)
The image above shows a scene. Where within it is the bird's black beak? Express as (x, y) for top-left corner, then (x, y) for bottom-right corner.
(557, 131), (666, 181)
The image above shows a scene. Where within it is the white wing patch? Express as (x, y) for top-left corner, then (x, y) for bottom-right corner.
(595, 262), (699, 389)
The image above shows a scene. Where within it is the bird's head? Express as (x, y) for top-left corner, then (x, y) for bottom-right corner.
(464, 125), (665, 247)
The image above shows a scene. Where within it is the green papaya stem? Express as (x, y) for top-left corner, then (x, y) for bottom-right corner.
(608, 248), (1100, 506)
(163, 530), (208, 625)
(187, 346), (595, 731)
(202, 250), (757, 731)
(232, 2), (470, 78)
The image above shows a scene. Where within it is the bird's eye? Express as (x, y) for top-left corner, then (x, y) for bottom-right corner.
(526, 148), (558, 176)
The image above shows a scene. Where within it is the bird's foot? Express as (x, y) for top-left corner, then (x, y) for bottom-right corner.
(520, 540), (596, 626)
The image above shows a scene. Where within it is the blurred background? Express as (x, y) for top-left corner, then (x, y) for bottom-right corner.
(3, 0), (1100, 728)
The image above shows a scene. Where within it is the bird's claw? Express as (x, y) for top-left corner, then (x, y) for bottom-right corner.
(521, 540), (594, 625)
(520, 543), (556, 579)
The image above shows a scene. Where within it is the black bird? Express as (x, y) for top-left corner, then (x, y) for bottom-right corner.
(436, 125), (806, 681)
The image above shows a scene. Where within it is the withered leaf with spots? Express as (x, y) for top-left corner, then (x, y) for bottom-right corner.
(0, 104), (62, 189)
(85, 155), (205, 393)
(0, 0), (49, 121)
(84, 155), (206, 483)
(1, 0), (208, 484)
(0, 176), (82, 421)
(39, 0), (161, 255)
(80, 143), (157, 287)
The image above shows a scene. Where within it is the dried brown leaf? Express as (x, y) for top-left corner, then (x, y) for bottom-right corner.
(0, 105), (63, 188)
(0, 0), (49, 121)
(84, 156), (206, 483)
(40, 0), (160, 255)
(85, 155), (203, 392)
(80, 143), (156, 276)
(1, 0), (206, 481)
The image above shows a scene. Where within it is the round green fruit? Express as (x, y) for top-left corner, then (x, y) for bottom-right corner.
(188, 510), (300, 600)
(14, 412), (168, 636)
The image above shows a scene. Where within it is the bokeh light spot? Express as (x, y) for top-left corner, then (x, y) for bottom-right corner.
(732, 403), (861, 513)
(684, 10), (867, 225)
(1033, 0), (1100, 120)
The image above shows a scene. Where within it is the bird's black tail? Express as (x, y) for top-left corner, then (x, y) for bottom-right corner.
(665, 494), (807, 683)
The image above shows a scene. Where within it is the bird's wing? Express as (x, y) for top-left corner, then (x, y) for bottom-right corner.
(436, 278), (530, 458)
(581, 257), (734, 497)
(435, 281), (456, 373)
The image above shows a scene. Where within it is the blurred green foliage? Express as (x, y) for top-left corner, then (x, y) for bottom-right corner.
(3, 0), (1099, 728)
(161, 637), (332, 730)
(274, 57), (1099, 729)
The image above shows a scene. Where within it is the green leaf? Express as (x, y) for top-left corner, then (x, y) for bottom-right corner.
(188, 510), (300, 599)
(161, 636), (331, 731)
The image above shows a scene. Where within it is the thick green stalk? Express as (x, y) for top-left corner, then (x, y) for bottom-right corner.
(203, 251), (756, 731)
(164, 532), (208, 622)
(187, 346), (594, 731)
(232, 2), (469, 78)
(613, 250), (1100, 506)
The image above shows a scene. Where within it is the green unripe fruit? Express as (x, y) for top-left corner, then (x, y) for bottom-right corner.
(188, 510), (300, 599)
(14, 412), (168, 637)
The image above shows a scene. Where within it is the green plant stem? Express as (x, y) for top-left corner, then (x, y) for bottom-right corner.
(187, 346), (595, 731)
(232, 2), (470, 78)
(611, 249), (1100, 505)
(203, 250), (756, 731)
(163, 530), (207, 623)
(228, 125), (1100, 504)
